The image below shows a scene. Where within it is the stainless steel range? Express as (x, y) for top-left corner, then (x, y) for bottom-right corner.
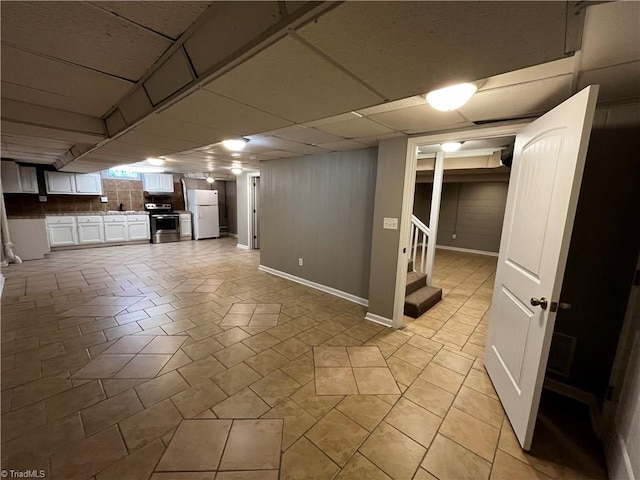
(145, 203), (180, 244)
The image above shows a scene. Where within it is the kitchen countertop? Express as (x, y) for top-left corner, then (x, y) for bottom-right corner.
(9, 211), (149, 219)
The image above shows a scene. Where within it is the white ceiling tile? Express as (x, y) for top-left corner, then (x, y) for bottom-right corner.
(205, 36), (384, 123)
(161, 89), (291, 136)
(1, 2), (171, 81)
(246, 136), (330, 155)
(580, 2), (640, 71)
(144, 49), (194, 105)
(1, 120), (105, 145)
(355, 96), (427, 116)
(603, 103), (640, 128)
(1, 150), (61, 164)
(98, 140), (171, 159)
(478, 57), (575, 91)
(260, 150), (301, 159)
(185, 1), (282, 76)
(352, 133), (405, 146)
(315, 117), (395, 138)
(0, 45), (133, 117)
(368, 105), (468, 132)
(91, 1), (210, 40)
(303, 112), (361, 128)
(458, 75), (572, 122)
(135, 114), (231, 145)
(577, 62), (640, 103)
(119, 130), (201, 153)
(268, 126), (345, 145)
(404, 122), (475, 135)
(316, 140), (369, 151)
(298, 2), (569, 100)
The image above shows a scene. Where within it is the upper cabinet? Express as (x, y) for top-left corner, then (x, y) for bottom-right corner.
(1, 160), (39, 194)
(143, 173), (174, 193)
(75, 173), (102, 194)
(45, 172), (103, 195)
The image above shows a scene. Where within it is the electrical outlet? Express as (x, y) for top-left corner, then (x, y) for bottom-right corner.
(38, 196), (47, 203)
(383, 217), (398, 230)
(452, 233), (457, 239)
(298, 258), (303, 266)
(100, 196), (108, 203)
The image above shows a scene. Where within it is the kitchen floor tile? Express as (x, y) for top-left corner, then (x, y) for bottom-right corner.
(156, 419), (232, 471)
(262, 398), (317, 451)
(404, 378), (455, 418)
(352, 367), (400, 395)
(439, 406), (500, 461)
(212, 388), (270, 418)
(250, 370), (301, 406)
(171, 379), (228, 418)
(313, 346), (350, 367)
(305, 409), (368, 466)
(219, 419), (283, 470)
(72, 354), (134, 379)
(119, 399), (183, 451)
(335, 453), (392, 480)
(421, 434), (491, 480)
(347, 346), (387, 367)
(359, 422), (426, 480)
(135, 371), (190, 408)
(336, 395), (391, 432)
(384, 398), (442, 448)
(96, 439), (165, 480)
(103, 335), (155, 354)
(315, 367), (358, 395)
(140, 336), (188, 354)
(81, 389), (144, 436)
(419, 362), (465, 394)
(280, 437), (339, 480)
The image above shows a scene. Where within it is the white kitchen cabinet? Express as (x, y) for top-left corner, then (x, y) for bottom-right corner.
(143, 173), (174, 193)
(1, 161), (39, 194)
(127, 215), (150, 241)
(46, 217), (78, 247)
(19, 166), (39, 193)
(104, 216), (128, 242)
(75, 173), (103, 195)
(45, 171), (76, 194)
(179, 213), (192, 239)
(45, 171), (103, 195)
(76, 216), (104, 244)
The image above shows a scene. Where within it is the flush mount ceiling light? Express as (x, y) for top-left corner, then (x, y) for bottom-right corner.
(231, 167), (243, 175)
(425, 83), (477, 111)
(222, 138), (248, 151)
(146, 157), (165, 166)
(441, 142), (462, 153)
(205, 175), (215, 184)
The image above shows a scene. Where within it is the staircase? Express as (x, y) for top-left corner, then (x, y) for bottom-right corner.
(404, 215), (442, 318)
(404, 260), (442, 318)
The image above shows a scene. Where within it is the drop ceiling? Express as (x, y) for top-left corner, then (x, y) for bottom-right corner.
(1, 1), (638, 177)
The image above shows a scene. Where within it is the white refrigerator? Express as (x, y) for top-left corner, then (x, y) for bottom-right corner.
(187, 189), (220, 240)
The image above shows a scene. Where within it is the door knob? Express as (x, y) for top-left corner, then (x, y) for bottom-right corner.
(530, 297), (548, 310)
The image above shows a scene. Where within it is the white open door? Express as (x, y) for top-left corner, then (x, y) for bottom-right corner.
(485, 86), (599, 450)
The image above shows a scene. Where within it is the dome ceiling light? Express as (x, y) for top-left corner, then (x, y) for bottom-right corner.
(425, 83), (478, 111)
(222, 138), (249, 151)
(441, 142), (462, 152)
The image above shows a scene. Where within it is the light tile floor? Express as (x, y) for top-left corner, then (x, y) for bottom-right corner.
(1, 238), (606, 479)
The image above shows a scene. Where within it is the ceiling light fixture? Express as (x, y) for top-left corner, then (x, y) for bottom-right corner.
(205, 175), (215, 184)
(146, 157), (165, 166)
(425, 83), (477, 111)
(222, 138), (248, 151)
(231, 167), (243, 175)
(441, 142), (462, 153)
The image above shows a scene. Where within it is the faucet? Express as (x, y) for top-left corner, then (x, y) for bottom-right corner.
(118, 203), (125, 211)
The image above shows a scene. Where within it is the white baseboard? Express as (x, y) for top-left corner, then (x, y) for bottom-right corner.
(258, 265), (368, 307)
(0, 273), (4, 296)
(364, 312), (393, 328)
(236, 243), (250, 250)
(543, 378), (602, 436)
(436, 245), (499, 257)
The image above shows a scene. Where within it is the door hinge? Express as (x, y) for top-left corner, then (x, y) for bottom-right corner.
(606, 385), (615, 401)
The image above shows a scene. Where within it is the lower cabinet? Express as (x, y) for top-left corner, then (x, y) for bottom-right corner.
(77, 216), (104, 245)
(46, 217), (78, 247)
(45, 214), (149, 248)
(104, 216), (128, 242)
(127, 215), (150, 241)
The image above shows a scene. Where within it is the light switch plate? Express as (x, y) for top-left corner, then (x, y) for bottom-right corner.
(100, 196), (108, 203)
(383, 217), (398, 230)
(38, 195), (47, 203)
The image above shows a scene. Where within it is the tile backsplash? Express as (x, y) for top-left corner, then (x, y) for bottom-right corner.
(5, 177), (185, 216)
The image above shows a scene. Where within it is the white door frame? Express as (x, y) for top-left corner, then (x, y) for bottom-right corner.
(393, 122), (531, 328)
(247, 172), (260, 250)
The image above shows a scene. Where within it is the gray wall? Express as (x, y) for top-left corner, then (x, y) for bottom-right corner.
(236, 173), (249, 247)
(414, 181), (508, 253)
(260, 148), (377, 299)
(367, 137), (410, 320)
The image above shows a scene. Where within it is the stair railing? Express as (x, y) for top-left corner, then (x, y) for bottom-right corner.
(410, 214), (429, 275)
